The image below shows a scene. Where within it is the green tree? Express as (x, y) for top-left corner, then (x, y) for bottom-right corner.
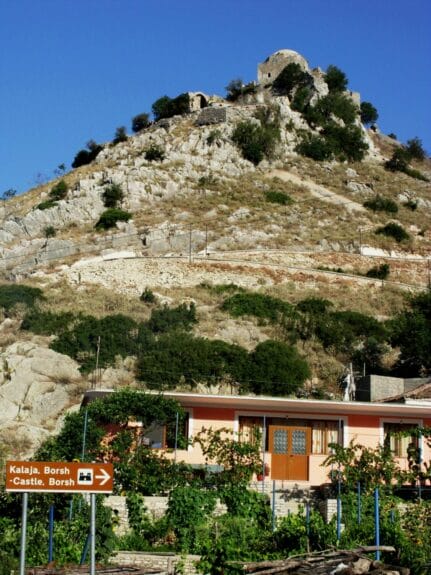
(225, 78), (243, 101)
(360, 101), (378, 125)
(152, 93), (190, 121)
(390, 290), (431, 376)
(102, 183), (124, 208)
(324, 64), (348, 92)
(132, 112), (151, 133)
(272, 63), (310, 96)
(112, 126), (127, 144)
(246, 340), (310, 396)
(72, 140), (103, 168)
(406, 137), (426, 161)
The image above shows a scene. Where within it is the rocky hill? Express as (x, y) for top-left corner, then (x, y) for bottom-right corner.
(0, 49), (430, 458)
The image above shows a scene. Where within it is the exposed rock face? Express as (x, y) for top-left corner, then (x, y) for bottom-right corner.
(0, 340), (84, 457)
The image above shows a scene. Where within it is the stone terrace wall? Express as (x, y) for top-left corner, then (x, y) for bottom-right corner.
(114, 552), (200, 575)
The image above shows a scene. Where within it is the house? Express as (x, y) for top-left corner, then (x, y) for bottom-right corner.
(83, 390), (431, 487)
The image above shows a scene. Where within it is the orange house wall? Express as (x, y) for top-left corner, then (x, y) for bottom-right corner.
(170, 407), (431, 485)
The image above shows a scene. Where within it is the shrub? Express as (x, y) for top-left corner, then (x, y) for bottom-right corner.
(322, 123), (368, 161)
(102, 183), (123, 208)
(296, 133), (333, 161)
(148, 303), (197, 333)
(112, 126), (127, 145)
(375, 223), (410, 243)
(21, 308), (76, 334)
(0, 285), (44, 312)
(324, 64), (348, 92)
(225, 78), (243, 101)
(313, 92), (358, 125)
(360, 101), (378, 125)
(291, 85), (312, 112)
(406, 137), (426, 161)
(95, 208), (131, 230)
(145, 144), (165, 162)
(206, 129), (222, 146)
(365, 263), (390, 280)
(246, 340), (310, 396)
(388, 133), (397, 140)
(264, 190), (292, 205)
(403, 199), (418, 211)
(132, 112), (151, 133)
(272, 63), (310, 96)
(71, 140), (102, 168)
(44, 226), (56, 238)
(49, 180), (68, 201)
(232, 116), (280, 165)
(222, 292), (292, 323)
(36, 199), (57, 211)
(136, 332), (248, 389)
(52, 314), (140, 372)
(363, 195), (398, 214)
(152, 93), (190, 121)
(140, 288), (156, 304)
(403, 166), (429, 182)
(385, 147), (410, 172)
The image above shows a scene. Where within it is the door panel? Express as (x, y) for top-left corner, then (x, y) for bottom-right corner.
(269, 425), (310, 481)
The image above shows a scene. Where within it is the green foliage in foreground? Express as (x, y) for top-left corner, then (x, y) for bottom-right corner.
(222, 292), (294, 322)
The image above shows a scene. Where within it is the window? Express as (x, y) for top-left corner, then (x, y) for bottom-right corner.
(383, 422), (418, 458)
(139, 413), (189, 450)
(311, 421), (341, 454)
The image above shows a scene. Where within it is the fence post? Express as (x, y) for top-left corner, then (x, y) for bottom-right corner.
(374, 488), (380, 561)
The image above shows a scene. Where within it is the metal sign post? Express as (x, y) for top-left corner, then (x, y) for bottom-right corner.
(19, 492), (28, 575)
(90, 493), (96, 575)
(6, 461), (113, 574)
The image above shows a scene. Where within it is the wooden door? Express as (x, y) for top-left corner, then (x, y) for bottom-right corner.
(269, 425), (310, 481)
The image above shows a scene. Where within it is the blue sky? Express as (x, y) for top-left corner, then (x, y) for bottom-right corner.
(1, 0), (430, 194)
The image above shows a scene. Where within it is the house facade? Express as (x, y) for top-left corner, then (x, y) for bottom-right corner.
(84, 390), (431, 487)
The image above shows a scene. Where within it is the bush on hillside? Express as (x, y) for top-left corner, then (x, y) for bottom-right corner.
(322, 123), (368, 161)
(360, 101), (378, 126)
(0, 285), (44, 313)
(136, 332), (248, 389)
(44, 225), (56, 238)
(152, 93), (190, 121)
(272, 63), (310, 97)
(324, 65), (348, 92)
(363, 195), (398, 214)
(375, 223), (410, 243)
(265, 190), (293, 205)
(21, 308), (76, 334)
(52, 314), (141, 373)
(102, 183), (124, 208)
(148, 303), (197, 333)
(232, 116), (280, 165)
(72, 140), (103, 168)
(225, 79), (257, 101)
(246, 340), (310, 396)
(132, 112), (151, 133)
(405, 137), (426, 161)
(95, 208), (131, 230)
(296, 133), (333, 161)
(365, 263), (390, 280)
(222, 292), (293, 323)
(311, 92), (358, 126)
(112, 126), (128, 145)
(49, 180), (68, 201)
(36, 199), (58, 211)
(145, 144), (165, 162)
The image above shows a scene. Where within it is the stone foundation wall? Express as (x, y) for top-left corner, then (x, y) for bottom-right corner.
(113, 551), (200, 575)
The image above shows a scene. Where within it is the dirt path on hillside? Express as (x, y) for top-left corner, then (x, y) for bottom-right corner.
(267, 169), (366, 213)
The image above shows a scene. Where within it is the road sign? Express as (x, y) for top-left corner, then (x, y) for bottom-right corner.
(5, 461), (114, 493)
